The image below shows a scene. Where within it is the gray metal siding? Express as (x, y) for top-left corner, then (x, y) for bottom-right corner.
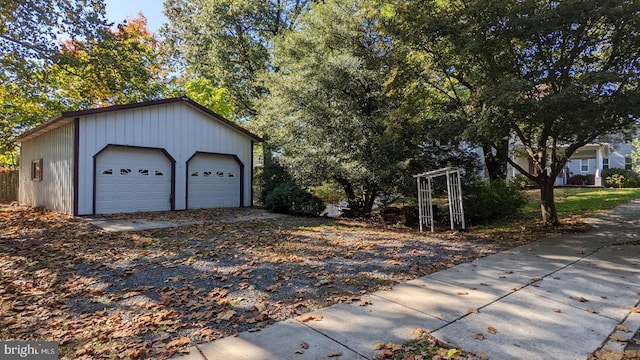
(77, 102), (253, 215)
(19, 123), (75, 214)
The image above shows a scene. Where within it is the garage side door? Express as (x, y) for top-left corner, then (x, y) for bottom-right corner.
(188, 154), (240, 209)
(96, 147), (172, 214)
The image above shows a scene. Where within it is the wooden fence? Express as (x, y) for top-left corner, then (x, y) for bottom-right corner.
(0, 170), (18, 202)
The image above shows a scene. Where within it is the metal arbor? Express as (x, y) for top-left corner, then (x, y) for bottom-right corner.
(414, 167), (465, 232)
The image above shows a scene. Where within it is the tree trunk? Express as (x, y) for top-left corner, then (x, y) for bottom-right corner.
(363, 191), (376, 217)
(482, 139), (509, 180)
(539, 178), (560, 226)
(333, 176), (356, 201)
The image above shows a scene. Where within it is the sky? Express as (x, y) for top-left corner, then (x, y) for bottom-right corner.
(104, 0), (168, 33)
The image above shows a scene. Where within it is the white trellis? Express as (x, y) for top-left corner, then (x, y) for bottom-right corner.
(414, 167), (465, 232)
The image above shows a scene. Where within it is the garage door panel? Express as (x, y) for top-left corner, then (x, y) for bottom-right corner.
(188, 154), (240, 209)
(96, 147), (172, 214)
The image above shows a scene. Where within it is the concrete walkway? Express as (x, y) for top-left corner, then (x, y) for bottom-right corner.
(175, 200), (640, 360)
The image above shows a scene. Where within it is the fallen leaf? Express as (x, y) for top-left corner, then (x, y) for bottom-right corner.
(166, 337), (190, 348)
(446, 349), (461, 358)
(466, 308), (479, 314)
(295, 350), (304, 354)
(254, 303), (267, 312)
(456, 291), (469, 296)
(359, 301), (372, 306)
(411, 328), (426, 335)
(553, 308), (562, 313)
(476, 351), (490, 360)
(300, 342), (309, 349)
(570, 296), (588, 303)
(609, 333), (628, 342)
(487, 326), (498, 334)
(299, 314), (323, 322)
(631, 307), (640, 313)
(472, 333), (485, 341)
(373, 342), (385, 350)
(615, 324), (631, 332)
(328, 350), (342, 357)
(587, 307), (599, 314)
(216, 310), (236, 321)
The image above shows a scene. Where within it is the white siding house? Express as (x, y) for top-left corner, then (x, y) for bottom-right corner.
(505, 131), (638, 186)
(17, 97), (262, 215)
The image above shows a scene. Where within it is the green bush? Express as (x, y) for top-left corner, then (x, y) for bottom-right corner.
(264, 182), (325, 216)
(309, 181), (345, 204)
(259, 157), (292, 203)
(463, 179), (527, 224)
(568, 174), (594, 185)
(603, 168), (640, 188)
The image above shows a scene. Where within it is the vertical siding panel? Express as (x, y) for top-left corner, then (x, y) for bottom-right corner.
(28, 100), (258, 214)
(19, 122), (75, 214)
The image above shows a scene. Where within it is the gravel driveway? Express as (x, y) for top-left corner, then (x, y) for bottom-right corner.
(0, 206), (531, 359)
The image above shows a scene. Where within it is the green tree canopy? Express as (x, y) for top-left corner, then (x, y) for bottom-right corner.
(0, 0), (107, 80)
(162, 0), (313, 118)
(258, 0), (477, 214)
(389, 0), (640, 225)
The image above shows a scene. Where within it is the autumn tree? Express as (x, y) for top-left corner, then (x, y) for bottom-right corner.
(389, 0), (640, 226)
(53, 14), (169, 108)
(1, 12), (170, 162)
(161, 0), (313, 118)
(0, 0), (107, 164)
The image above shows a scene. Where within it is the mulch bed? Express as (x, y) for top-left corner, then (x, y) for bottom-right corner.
(0, 205), (590, 359)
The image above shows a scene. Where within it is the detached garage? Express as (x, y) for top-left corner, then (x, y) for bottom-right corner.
(17, 97), (262, 215)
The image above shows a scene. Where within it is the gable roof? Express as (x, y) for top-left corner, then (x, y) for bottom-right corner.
(17, 97), (263, 142)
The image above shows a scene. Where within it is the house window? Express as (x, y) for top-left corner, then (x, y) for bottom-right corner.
(31, 159), (43, 181)
(603, 158), (609, 170)
(102, 169), (113, 175)
(138, 169), (149, 176)
(626, 157), (633, 170)
(120, 168), (131, 175)
(580, 159), (589, 172)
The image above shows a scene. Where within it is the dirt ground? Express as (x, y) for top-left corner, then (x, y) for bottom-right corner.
(0, 205), (592, 359)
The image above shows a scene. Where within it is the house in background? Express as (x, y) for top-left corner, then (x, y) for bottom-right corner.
(17, 97), (262, 215)
(506, 131), (638, 186)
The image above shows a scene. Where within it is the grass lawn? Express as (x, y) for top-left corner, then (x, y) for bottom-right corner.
(535, 187), (640, 216)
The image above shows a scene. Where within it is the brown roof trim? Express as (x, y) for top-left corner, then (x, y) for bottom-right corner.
(17, 97), (263, 142)
(16, 116), (73, 142)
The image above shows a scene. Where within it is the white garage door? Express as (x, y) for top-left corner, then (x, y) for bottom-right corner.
(95, 147), (172, 214)
(188, 153), (240, 209)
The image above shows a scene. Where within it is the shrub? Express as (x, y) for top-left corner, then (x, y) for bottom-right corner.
(264, 182), (325, 216)
(463, 179), (527, 224)
(567, 174), (594, 185)
(309, 181), (345, 204)
(603, 168), (640, 188)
